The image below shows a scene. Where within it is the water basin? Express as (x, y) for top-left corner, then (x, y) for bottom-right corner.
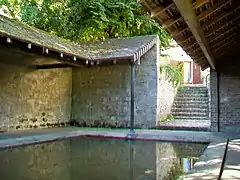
(0, 137), (208, 180)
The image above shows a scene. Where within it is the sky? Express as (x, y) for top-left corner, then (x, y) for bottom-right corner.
(162, 40), (192, 62)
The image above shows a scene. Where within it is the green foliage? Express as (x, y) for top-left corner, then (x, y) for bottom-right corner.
(0, 0), (172, 49)
(160, 62), (183, 88)
(159, 114), (173, 123)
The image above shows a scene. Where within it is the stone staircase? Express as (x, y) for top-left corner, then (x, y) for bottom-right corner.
(158, 85), (210, 131)
(172, 85), (209, 121)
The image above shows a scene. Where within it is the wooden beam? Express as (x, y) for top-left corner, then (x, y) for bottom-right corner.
(162, 17), (182, 28)
(205, 14), (240, 38)
(197, 0), (231, 21)
(186, 41), (198, 50)
(212, 33), (237, 49)
(208, 24), (240, 44)
(151, 3), (174, 18)
(193, 0), (210, 9)
(190, 48), (203, 56)
(215, 39), (240, 58)
(203, 4), (240, 30)
(173, 0), (215, 69)
(178, 34), (193, 44)
(171, 26), (188, 37)
(36, 63), (74, 69)
(214, 35), (239, 52)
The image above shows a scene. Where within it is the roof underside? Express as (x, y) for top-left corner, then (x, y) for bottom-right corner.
(0, 15), (158, 66)
(139, 0), (240, 70)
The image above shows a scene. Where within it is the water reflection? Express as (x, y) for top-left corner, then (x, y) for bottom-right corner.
(0, 138), (207, 180)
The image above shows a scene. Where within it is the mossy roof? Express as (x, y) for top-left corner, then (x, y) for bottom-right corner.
(0, 15), (158, 62)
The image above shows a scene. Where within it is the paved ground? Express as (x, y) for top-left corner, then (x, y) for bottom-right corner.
(221, 139), (240, 179)
(158, 119), (211, 131)
(0, 127), (239, 179)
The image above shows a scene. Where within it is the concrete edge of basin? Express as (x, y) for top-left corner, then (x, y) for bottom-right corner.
(0, 129), (215, 150)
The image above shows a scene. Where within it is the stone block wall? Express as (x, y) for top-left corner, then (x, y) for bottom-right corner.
(157, 71), (176, 124)
(210, 69), (218, 132)
(210, 54), (240, 132)
(72, 44), (162, 128)
(0, 48), (72, 131)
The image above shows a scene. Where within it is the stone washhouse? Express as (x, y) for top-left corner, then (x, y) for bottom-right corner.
(139, 0), (240, 133)
(0, 15), (176, 132)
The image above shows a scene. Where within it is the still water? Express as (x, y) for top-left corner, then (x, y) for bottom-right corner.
(0, 137), (207, 180)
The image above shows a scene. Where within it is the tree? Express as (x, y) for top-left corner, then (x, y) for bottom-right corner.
(0, 0), (172, 49)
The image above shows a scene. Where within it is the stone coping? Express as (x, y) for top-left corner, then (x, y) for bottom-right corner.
(0, 127), (232, 179)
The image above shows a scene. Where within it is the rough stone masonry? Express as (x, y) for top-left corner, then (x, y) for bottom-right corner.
(0, 47), (72, 130)
(0, 39), (175, 131)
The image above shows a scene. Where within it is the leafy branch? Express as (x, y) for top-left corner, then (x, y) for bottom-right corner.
(160, 63), (183, 88)
(0, 0), (172, 49)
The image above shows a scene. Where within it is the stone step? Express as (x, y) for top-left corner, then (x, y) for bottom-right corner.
(173, 116), (209, 120)
(172, 111), (208, 117)
(176, 93), (208, 98)
(181, 85), (207, 89)
(172, 103), (209, 109)
(175, 97), (209, 101)
(178, 87), (208, 93)
(178, 90), (208, 94)
(171, 107), (208, 113)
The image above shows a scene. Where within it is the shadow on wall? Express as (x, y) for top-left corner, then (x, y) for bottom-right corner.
(0, 47), (72, 131)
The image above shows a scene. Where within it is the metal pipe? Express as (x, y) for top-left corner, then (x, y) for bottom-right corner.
(130, 62), (135, 134)
(205, 73), (210, 87)
(217, 71), (220, 132)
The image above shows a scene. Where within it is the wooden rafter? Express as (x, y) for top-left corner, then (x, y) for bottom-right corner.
(178, 34), (193, 44)
(151, 3), (174, 18)
(36, 63), (74, 69)
(183, 41), (196, 50)
(193, 0), (210, 9)
(203, 4), (240, 30)
(191, 50), (203, 58)
(205, 14), (240, 38)
(172, 26), (188, 37)
(173, 0), (215, 69)
(186, 41), (198, 50)
(208, 24), (239, 44)
(213, 33), (238, 50)
(197, 0), (232, 21)
(162, 17), (182, 28)
(214, 36), (239, 52)
(216, 40), (240, 57)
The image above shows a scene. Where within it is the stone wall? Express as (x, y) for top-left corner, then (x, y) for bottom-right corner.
(0, 39), (176, 130)
(72, 44), (162, 128)
(0, 48), (72, 131)
(210, 54), (240, 132)
(157, 71), (176, 124)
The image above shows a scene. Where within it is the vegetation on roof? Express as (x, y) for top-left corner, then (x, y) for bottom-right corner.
(0, 0), (171, 50)
(0, 13), (157, 60)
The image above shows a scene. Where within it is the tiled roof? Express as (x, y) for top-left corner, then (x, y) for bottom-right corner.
(0, 15), (159, 65)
